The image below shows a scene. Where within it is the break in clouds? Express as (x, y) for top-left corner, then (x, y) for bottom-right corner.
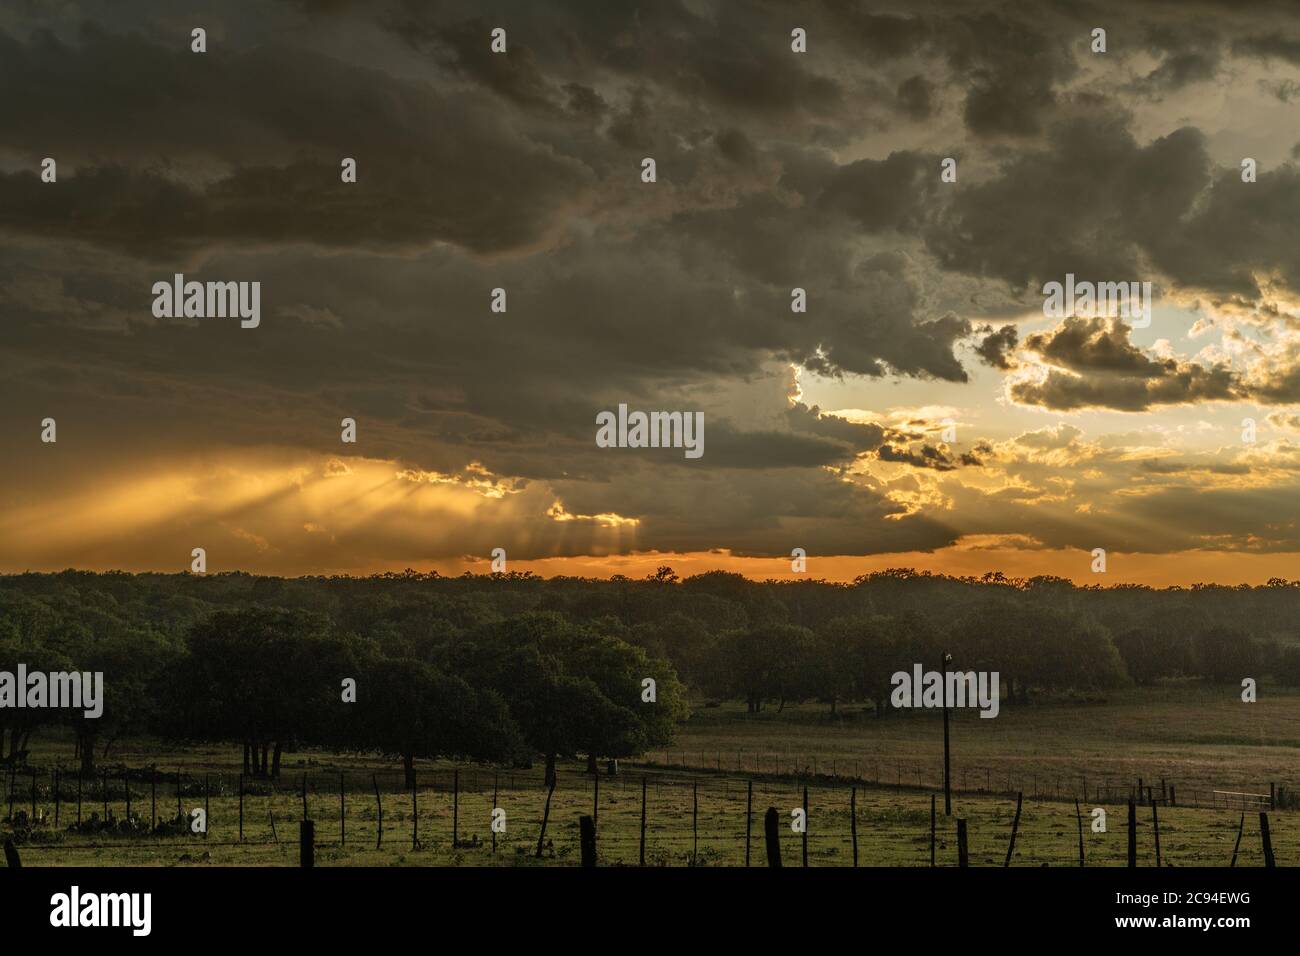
(6, 0), (1300, 574)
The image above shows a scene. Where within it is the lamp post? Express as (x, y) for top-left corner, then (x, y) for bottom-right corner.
(942, 650), (953, 816)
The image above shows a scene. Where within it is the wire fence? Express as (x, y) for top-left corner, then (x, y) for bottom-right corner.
(1, 758), (1292, 867)
(644, 750), (1298, 811)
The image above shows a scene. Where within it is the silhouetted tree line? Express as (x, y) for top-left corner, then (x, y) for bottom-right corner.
(2, 566), (1298, 774)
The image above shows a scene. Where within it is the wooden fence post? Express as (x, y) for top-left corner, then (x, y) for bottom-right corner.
(492, 773), (500, 855)
(410, 769), (418, 850)
(744, 779), (752, 867)
(372, 773), (382, 850)
(592, 771), (599, 833)
(640, 776), (648, 866)
(339, 772), (344, 847)
(930, 794), (936, 866)
(1074, 799), (1085, 867)
(1230, 812), (1244, 866)
(1004, 792), (1022, 867)
(301, 773), (308, 821)
(1127, 800), (1137, 867)
(535, 778), (557, 858)
(801, 785), (808, 867)
(1270, 783), (1276, 811)
(1151, 800), (1161, 867)
(691, 780), (699, 865)
(579, 814), (597, 867)
(300, 819), (314, 868)
(1260, 812), (1276, 868)
(203, 775), (209, 840)
(957, 818), (969, 867)
(151, 773), (157, 832)
(850, 787), (858, 867)
(237, 773), (243, 841)
(175, 769), (181, 823)
(453, 768), (460, 848)
(764, 806), (782, 868)
(3, 837), (20, 868)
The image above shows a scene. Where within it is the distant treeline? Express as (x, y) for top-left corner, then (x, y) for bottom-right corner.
(2, 567), (1299, 777)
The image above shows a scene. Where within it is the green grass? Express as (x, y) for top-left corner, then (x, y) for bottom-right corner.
(4, 682), (1296, 866)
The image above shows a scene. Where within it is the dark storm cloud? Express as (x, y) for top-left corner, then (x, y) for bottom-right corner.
(925, 112), (1211, 291)
(973, 324), (1018, 370)
(0, 27), (592, 257)
(1129, 23), (1223, 94)
(785, 403), (887, 452)
(1009, 362), (1241, 412)
(942, 11), (1077, 138)
(878, 442), (965, 471)
(6, 0), (1300, 567)
(1024, 317), (1166, 377)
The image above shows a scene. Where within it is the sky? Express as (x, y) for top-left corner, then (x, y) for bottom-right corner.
(5, 0), (1300, 584)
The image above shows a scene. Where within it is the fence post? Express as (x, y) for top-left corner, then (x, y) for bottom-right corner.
(956, 818), (969, 867)
(801, 785), (808, 867)
(850, 786), (858, 868)
(1074, 799), (1085, 867)
(3, 837), (19, 868)
(1127, 800), (1136, 867)
(238, 773), (243, 842)
(76, 772), (81, 826)
(53, 769), (60, 827)
(492, 773), (499, 855)
(535, 778), (557, 858)
(1004, 792), (1022, 867)
(175, 769), (182, 824)
(300, 819), (314, 868)
(1270, 782), (1276, 811)
(580, 814), (597, 867)
(204, 775), (210, 840)
(744, 779), (752, 867)
(1230, 812), (1244, 866)
(640, 776), (648, 866)
(453, 768), (460, 848)
(764, 807), (782, 868)
(691, 780), (698, 865)
(1260, 812), (1276, 868)
(151, 773), (157, 832)
(930, 794), (936, 866)
(410, 769), (418, 850)
(339, 772), (345, 847)
(1151, 800), (1161, 867)
(124, 773), (131, 823)
(372, 773), (382, 850)
(592, 771), (599, 833)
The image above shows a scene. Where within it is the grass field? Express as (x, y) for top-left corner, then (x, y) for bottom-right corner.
(662, 685), (1300, 800)
(3, 683), (1296, 867)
